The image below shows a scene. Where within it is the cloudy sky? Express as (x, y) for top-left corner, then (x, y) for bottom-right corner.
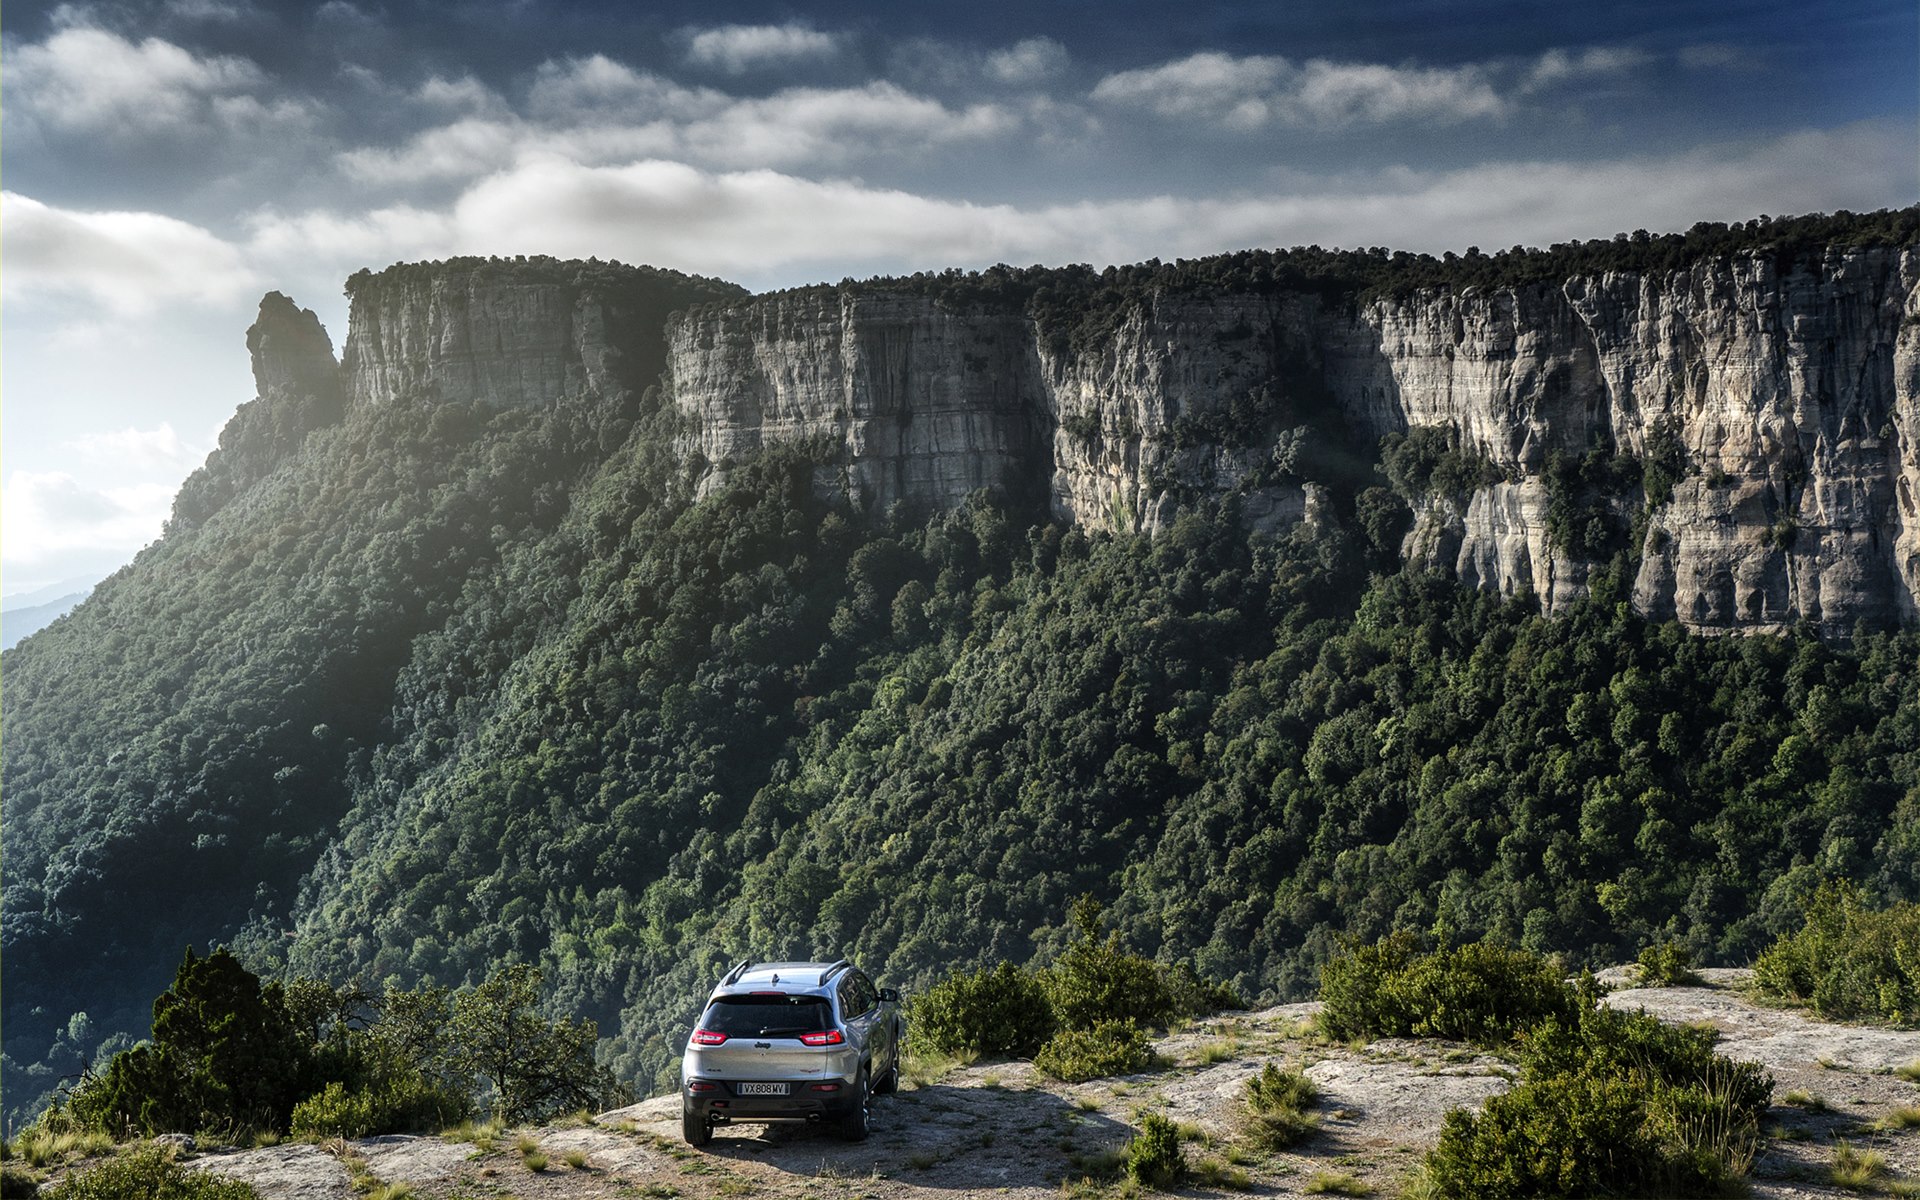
(4, 0), (1914, 594)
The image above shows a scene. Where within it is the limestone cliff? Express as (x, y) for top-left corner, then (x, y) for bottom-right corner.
(275, 240), (1920, 635)
(339, 257), (743, 411)
(669, 246), (1920, 635)
(170, 292), (344, 531)
(670, 290), (1053, 511)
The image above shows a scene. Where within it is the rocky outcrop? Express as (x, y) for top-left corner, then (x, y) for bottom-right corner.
(669, 247), (1920, 635)
(280, 246), (1920, 635)
(339, 258), (742, 411)
(669, 291), (1053, 511)
(344, 266), (622, 410)
(1332, 248), (1920, 633)
(170, 293), (345, 531)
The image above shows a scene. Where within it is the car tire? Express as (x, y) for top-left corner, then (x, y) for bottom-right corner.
(683, 1104), (712, 1147)
(839, 1068), (871, 1142)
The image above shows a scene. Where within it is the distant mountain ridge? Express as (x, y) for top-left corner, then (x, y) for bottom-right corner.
(2, 590), (90, 650)
(7, 211), (1920, 1131)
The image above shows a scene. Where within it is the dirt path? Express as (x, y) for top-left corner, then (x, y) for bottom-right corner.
(48, 973), (1920, 1199)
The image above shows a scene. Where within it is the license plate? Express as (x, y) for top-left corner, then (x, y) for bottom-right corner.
(737, 1082), (789, 1096)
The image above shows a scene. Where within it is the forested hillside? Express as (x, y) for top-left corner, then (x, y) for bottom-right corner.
(7, 217), (1920, 1130)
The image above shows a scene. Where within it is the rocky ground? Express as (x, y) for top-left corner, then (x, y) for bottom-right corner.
(36, 970), (1920, 1199)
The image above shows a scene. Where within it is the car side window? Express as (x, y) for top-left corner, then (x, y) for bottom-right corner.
(856, 973), (877, 1014)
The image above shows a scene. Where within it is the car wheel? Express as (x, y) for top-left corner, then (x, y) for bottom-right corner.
(839, 1068), (871, 1142)
(872, 1057), (899, 1095)
(682, 1103), (712, 1147)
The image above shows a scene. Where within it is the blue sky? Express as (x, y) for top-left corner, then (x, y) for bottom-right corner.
(3, 0), (1914, 593)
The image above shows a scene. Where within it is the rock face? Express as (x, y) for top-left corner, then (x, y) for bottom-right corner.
(669, 247), (1920, 635)
(344, 263), (631, 410)
(169, 293), (345, 531)
(669, 290), (1054, 511)
(289, 246), (1920, 635)
(339, 258), (743, 411)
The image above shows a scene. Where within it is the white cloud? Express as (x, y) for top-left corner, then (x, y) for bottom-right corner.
(2, 25), (283, 137)
(528, 55), (726, 120)
(680, 82), (1013, 168)
(3, 192), (262, 315)
(1092, 51), (1505, 128)
(416, 74), (504, 113)
(683, 23), (841, 74)
(339, 118), (529, 184)
(1, 470), (177, 573)
(1524, 46), (1650, 92)
(251, 121), (1913, 287)
(62, 424), (208, 473)
(1092, 52), (1286, 123)
(342, 64), (1012, 184)
(164, 0), (256, 21)
(246, 201), (455, 266)
(987, 37), (1069, 83)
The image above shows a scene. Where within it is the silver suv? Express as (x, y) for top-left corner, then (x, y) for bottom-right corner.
(680, 959), (903, 1145)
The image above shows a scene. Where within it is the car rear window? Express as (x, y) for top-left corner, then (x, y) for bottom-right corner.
(703, 995), (834, 1036)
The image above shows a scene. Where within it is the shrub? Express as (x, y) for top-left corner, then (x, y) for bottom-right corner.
(1125, 1114), (1184, 1189)
(1636, 939), (1703, 988)
(1042, 897), (1179, 1031)
(1425, 983), (1770, 1199)
(40, 1147), (261, 1200)
(290, 1067), (469, 1139)
(1518, 989), (1771, 1121)
(1034, 1021), (1153, 1082)
(1164, 960), (1243, 1018)
(1427, 1071), (1653, 1199)
(1317, 932), (1419, 1040)
(1318, 935), (1574, 1046)
(1753, 880), (1920, 1024)
(908, 963), (1055, 1058)
(1, 1166), (37, 1199)
(1243, 1064), (1318, 1148)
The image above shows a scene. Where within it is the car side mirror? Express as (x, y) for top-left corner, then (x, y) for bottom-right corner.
(878, 988), (899, 1003)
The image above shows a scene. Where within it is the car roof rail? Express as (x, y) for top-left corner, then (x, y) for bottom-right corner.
(721, 960), (752, 986)
(818, 959), (852, 986)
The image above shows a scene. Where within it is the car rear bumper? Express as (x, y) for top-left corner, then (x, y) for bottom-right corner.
(684, 1078), (861, 1123)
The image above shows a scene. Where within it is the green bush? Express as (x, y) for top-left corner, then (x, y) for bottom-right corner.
(1427, 1070), (1653, 1199)
(289, 1067), (469, 1139)
(41, 1147), (260, 1200)
(1635, 939), (1703, 988)
(1164, 960), (1244, 1018)
(1753, 880), (1920, 1024)
(1243, 1064), (1318, 1148)
(1, 1166), (37, 1199)
(1042, 897), (1179, 1031)
(1318, 935), (1574, 1046)
(1125, 1113), (1185, 1189)
(1034, 1021), (1154, 1082)
(1519, 988), (1771, 1120)
(907, 963), (1056, 1058)
(1425, 983), (1769, 1198)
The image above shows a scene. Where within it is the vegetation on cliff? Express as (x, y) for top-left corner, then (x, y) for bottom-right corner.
(705, 206), (1920, 338)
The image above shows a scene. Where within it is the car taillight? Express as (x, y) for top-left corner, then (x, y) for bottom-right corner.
(691, 1029), (728, 1045)
(687, 1081), (718, 1092)
(798, 1029), (845, 1046)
